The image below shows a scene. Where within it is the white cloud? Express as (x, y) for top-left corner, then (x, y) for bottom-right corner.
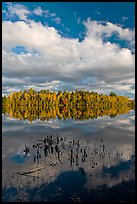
(52, 17), (61, 24)
(31, 6), (62, 25)
(96, 10), (101, 15)
(84, 19), (135, 42)
(33, 6), (43, 16)
(2, 18), (135, 97)
(77, 17), (81, 24)
(5, 3), (58, 22)
(65, 27), (70, 32)
(2, 9), (8, 15)
(50, 12), (56, 17)
(73, 12), (82, 24)
(122, 16), (128, 22)
(2, 76), (26, 86)
(6, 2), (30, 21)
(33, 6), (56, 18)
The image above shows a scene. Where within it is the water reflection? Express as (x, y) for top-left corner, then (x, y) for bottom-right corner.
(2, 102), (134, 122)
(2, 110), (135, 202)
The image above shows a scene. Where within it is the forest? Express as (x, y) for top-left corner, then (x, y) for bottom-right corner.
(2, 88), (135, 122)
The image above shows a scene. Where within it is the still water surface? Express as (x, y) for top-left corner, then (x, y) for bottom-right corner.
(2, 110), (135, 202)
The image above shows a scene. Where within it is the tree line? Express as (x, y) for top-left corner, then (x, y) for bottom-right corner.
(2, 89), (135, 121)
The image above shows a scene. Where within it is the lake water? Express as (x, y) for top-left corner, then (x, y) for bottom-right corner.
(2, 110), (135, 202)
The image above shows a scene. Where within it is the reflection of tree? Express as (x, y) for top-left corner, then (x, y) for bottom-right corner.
(24, 145), (30, 157)
(7, 135), (134, 182)
(17, 135), (133, 174)
(2, 89), (135, 121)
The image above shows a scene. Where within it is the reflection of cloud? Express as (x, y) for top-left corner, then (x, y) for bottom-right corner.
(2, 125), (24, 133)
(85, 162), (134, 190)
(73, 110), (135, 134)
(2, 111), (135, 194)
(31, 119), (61, 129)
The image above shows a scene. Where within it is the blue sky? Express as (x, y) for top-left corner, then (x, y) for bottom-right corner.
(2, 2), (135, 98)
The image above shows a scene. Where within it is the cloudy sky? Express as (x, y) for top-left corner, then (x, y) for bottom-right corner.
(2, 2), (135, 98)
